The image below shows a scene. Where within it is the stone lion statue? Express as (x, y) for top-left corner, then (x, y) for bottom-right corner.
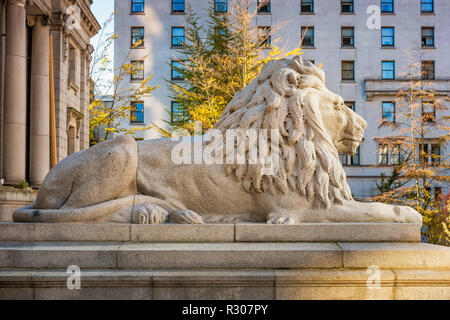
(14, 56), (422, 225)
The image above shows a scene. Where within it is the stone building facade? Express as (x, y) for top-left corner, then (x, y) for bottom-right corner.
(0, 0), (100, 188)
(114, 0), (450, 199)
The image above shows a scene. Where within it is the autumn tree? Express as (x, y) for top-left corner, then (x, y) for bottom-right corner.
(373, 49), (450, 245)
(89, 13), (159, 145)
(165, 0), (302, 135)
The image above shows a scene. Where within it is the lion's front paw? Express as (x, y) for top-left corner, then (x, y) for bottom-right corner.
(169, 210), (204, 224)
(132, 204), (169, 225)
(267, 213), (296, 225)
(393, 205), (423, 224)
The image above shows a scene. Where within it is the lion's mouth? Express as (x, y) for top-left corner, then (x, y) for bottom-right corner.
(339, 138), (362, 143)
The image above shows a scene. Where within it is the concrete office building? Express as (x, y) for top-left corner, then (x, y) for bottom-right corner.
(114, 0), (450, 199)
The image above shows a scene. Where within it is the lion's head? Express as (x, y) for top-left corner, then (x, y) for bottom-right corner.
(210, 56), (367, 208)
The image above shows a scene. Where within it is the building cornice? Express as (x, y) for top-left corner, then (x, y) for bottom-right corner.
(68, 0), (101, 38)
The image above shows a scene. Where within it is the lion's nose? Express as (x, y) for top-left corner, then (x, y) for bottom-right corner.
(357, 114), (368, 131)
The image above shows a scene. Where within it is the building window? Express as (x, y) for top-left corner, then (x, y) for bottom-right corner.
(131, 27), (144, 47)
(68, 44), (77, 84)
(215, 0), (227, 13)
(435, 187), (443, 201)
(341, 0), (354, 13)
(422, 60), (435, 80)
(378, 144), (403, 165)
(382, 102), (395, 123)
(171, 27), (185, 47)
(421, 27), (435, 47)
(172, 0), (185, 14)
(381, 27), (394, 47)
(391, 145), (401, 165)
(300, 0), (314, 13)
(378, 144), (389, 165)
(341, 61), (354, 81)
(171, 101), (187, 123)
(421, 0), (433, 13)
(381, 0), (394, 13)
(171, 60), (184, 81)
(422, 102), (436, 123)
(258, 26), (271, 48)
(382, 61), (395, 79)
(131, 101), (144, 124)
(131, 0), (145, 13)
(341, 27), (354, 47)
(257, 0), (271, 13)
(420, 143), (441, 165)
(340, 146), (361, 166)
(352, 147), (361, 165)
(431, 144), (441, 166)
(131, 60), (144, 81)
(345, 101), (356, 111)
(301, 27), (314, 47)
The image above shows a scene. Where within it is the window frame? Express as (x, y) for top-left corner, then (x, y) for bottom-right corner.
(422, 101), (436, 124)
(378, 144), (389, 165)
(258, 26), (272, 48)
(381, 60), (395, 80)
(341, 27), (355, 47)
(214, 0), (228, 13)
(341, 60), (355, 81)
(301, 26), (315, 47)
(381, 27), (395, 47)
(130, 101), (145, 124)
(172, 0), (185, 14)
(380, 0), (394, 13)
(171, 101), (188, 124)
(171, 60), (185, 81)
(257, 0), (271, 14)
(421, 0), (434, 13)
(131, 0), (145, 14)
(130, 60), (144, 81)
(341, 0), (354, 13)
(171, 26), (185, 48)
(421, 27), (435, 47)
(421, 60), (435, 80)
(130, 26), (145, 48)
(382, 101), (396, 123)
(300, 0), (314, 13)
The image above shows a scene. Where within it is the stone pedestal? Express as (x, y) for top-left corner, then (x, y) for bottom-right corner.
(0, 223), (448, 300)
(0, 188), (36, 222)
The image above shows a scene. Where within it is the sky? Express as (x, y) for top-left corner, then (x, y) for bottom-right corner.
(91, 0), (116, 92)
(91, 0), (115, 45)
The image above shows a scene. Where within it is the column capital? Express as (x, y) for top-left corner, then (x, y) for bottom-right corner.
(7, 0), (27, 6)
(26, 15), (49, 27)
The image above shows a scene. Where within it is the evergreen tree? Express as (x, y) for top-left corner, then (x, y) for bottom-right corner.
(165, 0), (301, 135)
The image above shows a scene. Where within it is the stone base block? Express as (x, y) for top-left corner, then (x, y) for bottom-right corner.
(0, 222), (422, 242)
(0, 223), (448, 300)
(0, 189), (36, 222)
(0, 268), (449, 300)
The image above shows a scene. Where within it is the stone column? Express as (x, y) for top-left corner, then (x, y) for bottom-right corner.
(29, 16), (50, 187)
(3, 0), (27, 185)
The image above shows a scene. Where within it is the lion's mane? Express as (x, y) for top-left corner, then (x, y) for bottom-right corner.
(211, 56), (353, 208)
